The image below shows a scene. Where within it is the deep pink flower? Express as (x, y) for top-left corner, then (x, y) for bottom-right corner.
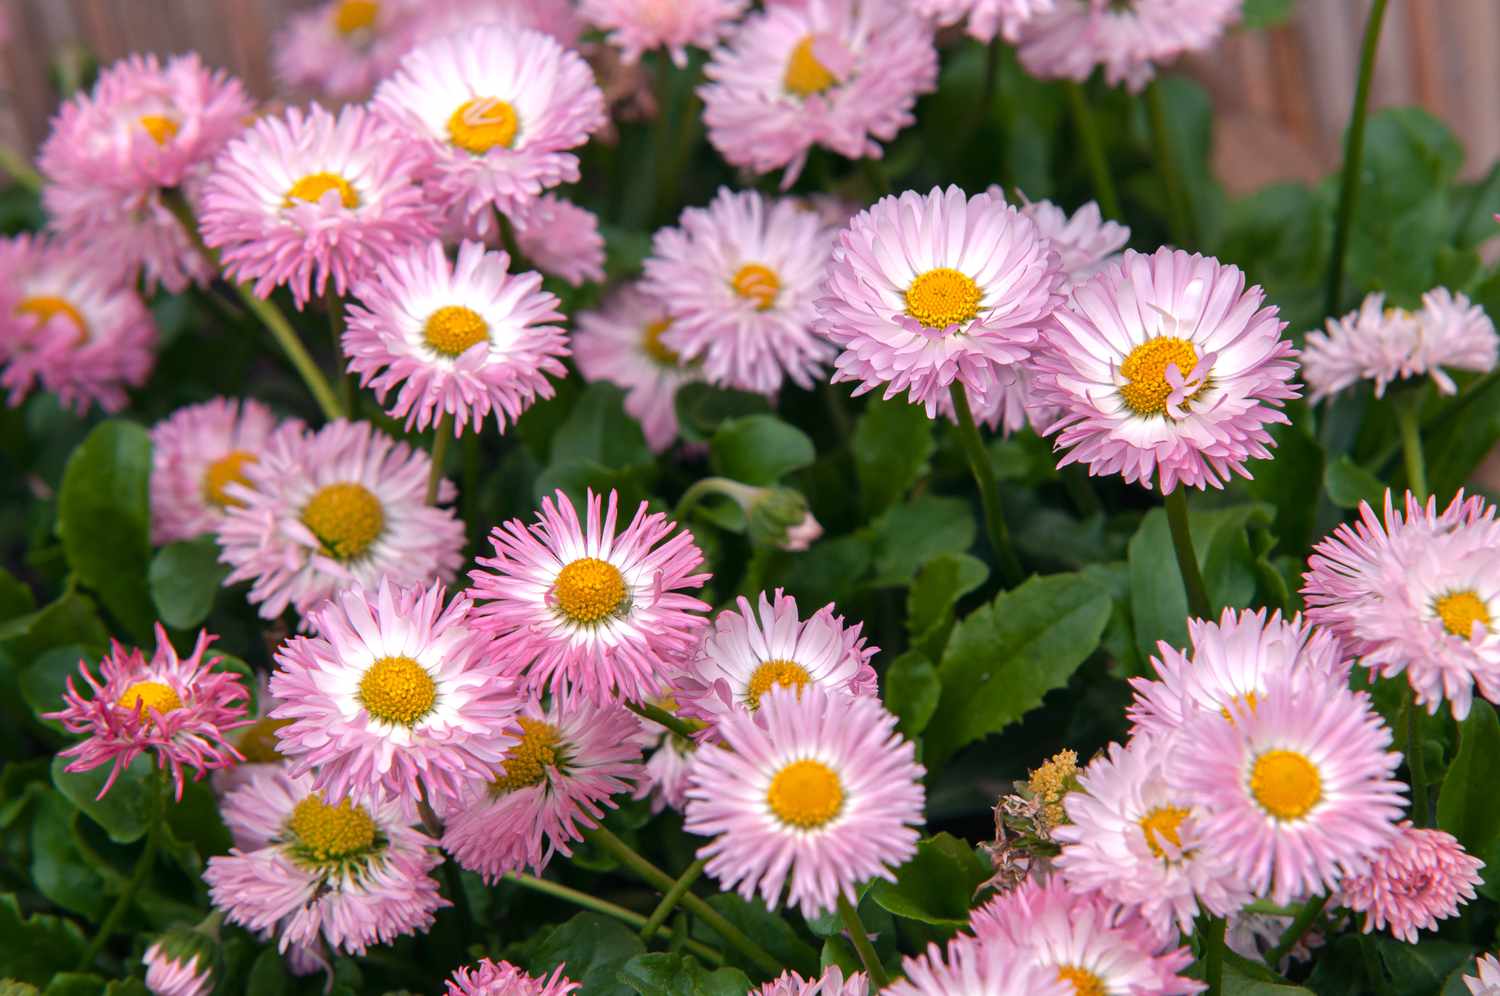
(1337, 821), (1484, 943)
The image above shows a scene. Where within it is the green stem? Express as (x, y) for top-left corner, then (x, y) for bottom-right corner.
(1163, 485), (1213, 619)
(948, 382), (1024, 588)
(1201, 915), (1225, 996)
(1395, 396), (1428, 502)
(1145, 81), (1193, 245)
(968, 38), (1003, 143)
(837, 895), (889, 989)
(325, 285), (355, 414)
(639, 858), (706, 941)
(0, 146), (43, 193)
(1064, 82), (1122, 221)
(507, 874), (722, 964)
(589, 826), (782, 978)
(234, 285), (347, 422)
(1324, 0), (1390, 316)
(672, 477), (737, 523)
(427, 412), (454, 506)
(1403, 685), (1431, 827)
(76, 771), (164, 970)
(627, 700), (700, 742)
(439, 857), (476, 948)
(1265, 895), (1328, 970)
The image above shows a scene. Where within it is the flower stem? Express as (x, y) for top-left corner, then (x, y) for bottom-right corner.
(427, 412), (454, 506)
(948, 382), (1024, 588)
(234, 285), (347, 422)
(1403, 685), (1431, 827)
(506, 873), (723, 964)
(1395, 396), (1428, 502)
(1162, 485), (1213, 619)
(639, 857), (706, 941)
(1265, 894), (1328, 970)
(837, 894), (889, 989)
(1064, 81), (1122, 221)
(673, 477), (736, 524)
(1325, 0), (1390, 316)
(1145, 81), (1193, 246)
(325, 285), (355, 414)
(76, 771), (164, 970)
(1201, 914), (1225, 996)
(626, 700), (700, 742)
(589, 826), (783, 978)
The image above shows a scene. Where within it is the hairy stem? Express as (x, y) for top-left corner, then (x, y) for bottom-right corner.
(427, 412), (454, 506)
(1163, 485), (1213, 619)
(1395, 396), (1428, 502)
(948, 382), (1024, 587)
(626, 700), (700, 742)
(639, 858), (707, 941)
(838, 894), (890, 989)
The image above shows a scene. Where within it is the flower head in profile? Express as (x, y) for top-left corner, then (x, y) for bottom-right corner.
(1303, 490), (1500, 719)
(446, 959), (580, 996)
(583, 0), (748, 67)
(200, 103), (435, 307)
(756, 966), (869, 996)
(274, 0), (420, 101)
(701, 0), (938, 187)
(1467, 955), (1500, 996)
(142, 921), (221, 996)
(441, 692), (644, 877)
(469, 488), (710, 704)
(912, 0), (1055, 43)
(45, 626), (250, 800)
(1337, 821), (1483, 944)
(509, 195), (606, 288)
(684, 686), (925, 918)
(817, 185), (1065, 416)
(887, 934), (1068, 996)
(1035, 247), (1299, 493)
(204, 767), (446, 958)
(216, 419), (466, 624)
(344, 239), (568, 436)
(642, 187), (835, 395)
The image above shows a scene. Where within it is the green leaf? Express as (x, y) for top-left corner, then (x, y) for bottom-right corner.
(56, 420), (154, 642)
(30, 789), (107, 918)
(148, 538), (228, 629)
(550, 382), (653, 469)
(1438, 700), (1500, 855)
(852, 397), (933, 514)
(868, 497), (976, 588)
(19, 644), (90, 734)
(906, 553), (988, 659)
(924, 572), (1112, 768)
(51, 753), (155, 844)
(42, 974), (106, 996)
(1323, 455), (1386, 510)
(619, 953), (753, 996)
(1239, 0), (1294, 29)
(870, 833), (987, 928)
(710, 415), (815, 486)
(884, 650), (941, 739)
(103, 980), (150, 996)
(690, 895), (819, 979)
(0, 892), (88, 983)
(1221, 951), (1312, 994)
(0, 592), (109, 668)
(1371, 936), (1476, 993)
(674, 384), (772, 444)
(0, 567), (35, 622)
(529, 913), (647, 996)
(1244, 422), (1325, 554)
(245, 946), (290, 996)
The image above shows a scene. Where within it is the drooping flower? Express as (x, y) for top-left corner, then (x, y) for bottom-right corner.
(755, 966), (869, 996)
(446, 959), (580, 996)
(1167, 672), (1406, 906)
(911, 0), (1055, 43)
(199, 103), (436, 307)
(0, 234), (156, 415)
(343, 239), (568, 436)
(273, 0), (421, 101)
(440, 692), (644, 877)
(683, 686), (925, 918)
(700, 0), (938, 187)
(887, 934), (1068, 996)
(1336, 821), (1483, 944)
(509, 195), (606, 288)
(572, 283), (703, 453)
(816, 185), (1065, 416)
(641, 187), (835, 394)
(204, 766), (447, 957)
(216, 419), (466, 624)
(373, 23), (606, 232)
(1034, 247), (1299, 493)
(150, 398), (300, 545)
(676, 589), (877, 733)
(582, 0), (748, 67)
(1467, 955), (1500, 996)
(1303, 490), (1500, 720)
(468, 488), (710, 704)
(45, 626), (250, 800)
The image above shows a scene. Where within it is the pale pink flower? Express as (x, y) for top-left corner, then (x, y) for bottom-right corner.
(401, 0), (587, 51)
(42, 180), (214, 295)
(634, 727), (697, 814)
(1225, 911), (1323, 971)
(1337, 821), (1483, 943)
(274, 0), (422, 101)
(1467, 955), (1500, 996)
(583, 0), (748, 67)
(447, 959), (580, 996)
(756, 966), (868, 996)
(912, 0), (1055, 42)
(887, 935), (1068, 996)
(510, 195), (606, 287)
(1013, 193), (1130, 289)
(1302, 294), (1423, 403)
(933, 367), (1057, 436)
(143, 941), (212, 996)
(1412, 287), (1499, 392)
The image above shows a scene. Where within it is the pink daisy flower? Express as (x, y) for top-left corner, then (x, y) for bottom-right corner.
(216, 419), (466, 624)
(675, 589), (878, 733)
(44, 626), (250, 801)
(509, 195), (606, 287)
(274, 0), (421, 101)
(1011, 193), (1130, 289)
(468, 488), (710, 705)
(270, 579), (519, 810)
(1034, 247), (1300, 493)
(683, 686), (925, 918)
(343, 239), (568, 435)
(1337, 821), (1483, 944)
(1055, 733), (1251, 937)
(1412, 287), (1499, 392)
(932, 367), (1058, 437)
(211, 674), (291, 797)
(204, 766), (446, 957)
(816, 185), (1065, 416)
(756, 966), (868, 996)
(199, 103), (436, 308)
(700, 0), (938, 187)
(1166, 671), (1406, 906)
(440, 691), (644, 877)
(641, 187), (834, 394)
(582, 0), (748, 67)
(1303, 490), (1500, 719)
(1127, 608), (1348, 740)
(971, 878), (1201, 994)
(0, 234), (156, 415)
(43, 179), (215, 296)
(373, 24), (606, 232)
(634, 728), (697, 814)
(1302, 294), (1424, 403)
(447, 959), (580, 996)
(912, 0), (1055, 42)
(1467, 955), (1500, 996)
(149, 398), (300, 545)
(888, 935), (1067, 996)
(402, 0), (587, 52)
(572, 283), (704, 454)
(143, 936), (214, 996)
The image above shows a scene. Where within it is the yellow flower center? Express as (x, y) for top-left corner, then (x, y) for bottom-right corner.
(137, 114), (179, 145)
(333, 0), (379, 34)
(904, 268), (982, 331)
(1056, 965), (1106, 996)
(117, 680), (182, 717)
(287, 793), (376, 861)
(784, 36), (836, 96)
(745, 659), (812, 710)
(1119, 336), (1201, 417)
(766, 759), (844, 829)
(237, 717), (292, 764)
(1250, 749), (1322, 822)
(491, 717), (561, 793)
(423, 305), (490, 358)
(448, 97), (519, 154)
(300, 482), (385, 560)
(1434, 590), (1491, 638)
(553, 557), (628, 624)
(731, 264), (780, 310)
(16, 295), (89, 344)
(643, 319), (680, 365)
(1138, 805), (1190, 860)
(202, 450), (257, 509)
(357, 655), (437, 727)
(284, 172), (360, 209)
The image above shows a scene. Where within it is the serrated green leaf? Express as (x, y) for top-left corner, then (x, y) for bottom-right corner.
(710, 415), (815, 486)
(51, 753), (155, 845)
(884, 651), (941, 739)
(147, 538), (228, 630)
(1438, 701), (1500, 855)
(906, 553), (988, 658)
(529, 913), (646, 996)
(853, 397), (933, 514)
(870, 833), (987, 927)
(619, 953), (752, 996)
(0, 892), (89, 982)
